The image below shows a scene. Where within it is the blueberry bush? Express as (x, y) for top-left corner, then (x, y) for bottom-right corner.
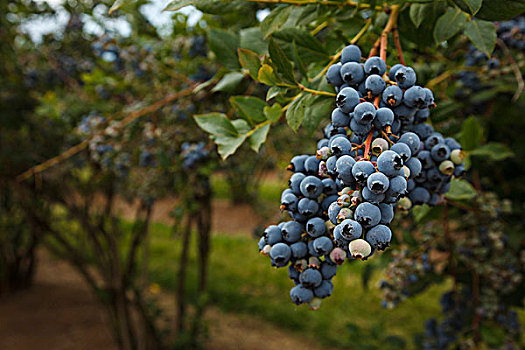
(3, 0), (525, 349)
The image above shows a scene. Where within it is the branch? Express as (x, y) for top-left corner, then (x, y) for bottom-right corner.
(298, 83), (336, 96)
(244, 0), (382, 9)
(380, 5), (400, 62)
(496, 38), (524, 102)
(392, 27), (405, 65)
(16, 84), (198, 182)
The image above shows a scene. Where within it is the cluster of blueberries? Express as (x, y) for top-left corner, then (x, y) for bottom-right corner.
(181, 142), (209, 169)
(258, 44), (466, 307)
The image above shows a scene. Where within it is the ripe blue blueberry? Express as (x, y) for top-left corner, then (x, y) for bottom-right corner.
(430, 143), (451, 162)
(306, 217), (326, 238)
(403, 86), (427, 109)
(336, 87), (360, 113)
(331, 108), (351, 127)
(377, 150), (403, 177)
(378, 203), (394, 224)
(353, 102), (376, 125)
(367, 172), (390, 194)
(382, 85), (403, 106)
(300, 175), (324, 199)
(304, 156), (321, 175)
(314, 280), (334, 298)
(313, 236), (334, 255)
(398, 132), (421, 155)
(365, 74), (386, 96)
(364, 56), (387, 76)
(264, 225), (282, 245)
(386, 175), (407, 198)
(299, 268), (323, 288)
(281, 221), (303, 243)
(394, 66), (416, 89)
(298, 198), (319, 217)
(326, 64), (344, 87)
(390, 142), (412, 162)
(352, 161), (376, 183)
(290, 284), (314, 304)
(374, 108), (395, 129)
(328, 202), (342, 225)
(354, 202), (381, 227)
(366, 224), (392, 251)
(330, 136), (352, 156)
(289, 173), (306, 195)
(270, 243), (292, 267)
(409, 186), (431, 205)
(341, 44), (362, 64)
(405, 157), (422, 179)
(288, 155), (308, 172)
(340, 62), (365, 85)
(290, 242), (308, 259)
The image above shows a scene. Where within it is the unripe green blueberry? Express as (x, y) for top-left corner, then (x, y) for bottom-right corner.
(402, 165), (410, 178)
(348, 239), (372, 260)
(372, 138), (389, 155)
(329, 247), (346, 265)
(308, 256), (321, 269)
(398, 197), (412, 210)
(337, 207), (354, 222)
(316, 146), (332, 160)
(308, 297), (322, 310)
(439, 160), (455, 175)
(450, 149), (466, 165)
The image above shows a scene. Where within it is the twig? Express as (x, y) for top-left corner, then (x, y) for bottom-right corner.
(16, 84), (198, 182)
(380, 5), (400, 62)
(298, 83), (336, 96)
(496, 38), (524, 102)
(392, 27), (405, 65)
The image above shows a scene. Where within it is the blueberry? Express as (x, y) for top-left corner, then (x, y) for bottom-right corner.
(340, 62), (365, 85)
(352, 161), (376, 183)
(331, 108), (351, 127)
(362, 186), (385, 203)
(339, 219), (363, 240)
(328, 202), (342, 225)
(290, 242), (308, 259)
(270, 243), (292, 267)
(299, 268), (323, 288)
(348, 239), (373, 259)
(328, 247), (346, 265)
(417, 150), (435, 170)
(280, 192), (298, 212)
(336, 87), (360, 113)
(304, 156), (321, 175)
(365, 74), (386, 96)
(314, 280), (334, 298)
(403, 86), (427, 109)
(364, 56), (387, 76)
(258, 237), (266, 251)
(390, 142), (412, 162)
(367, 172), (390, 194)
(430, 143), (451, 162)
(445, 137), (462, 151)
(353, 102), (376, 125)
(409, 186), (431, 204)
(300, 175), (324, 199)
(454, 164), (466, 177)
(350, 117), (373, 136)
(320, 261), (337, 279)
(371, 138), (389, 155)
(405, 157), (422, 179)
(289, 173), (306, 195)
(312, 236), (333, 255)
(366, 224), (392, 251)
(298, 198), (319, 217)
(326, 64), (344, 87)
(322, 178), (339, 195)
(374, 108), (395, 129)
(330, 136), (352, 156)
(410, 123), (434, 140)
(333, 224), (350, 246)
(263, 225), (282, 245)
(378, 203), (394, 224)
(281, 221), (303, 243)
(394, 66), (416, 89)
(288, 264), (300, 282)
(425, 132), (444, 150)
(290, 284), (314, 304)
(377, 150), (403, 177)
(393, 104), (416, 122)
(354, 202), (381, 227)
(386, 175), (407, 198)
(321, 194), (338, 211)
(382, 85), (403, 107)
(306, 217), (326, 238)
(415, 108), (430, 123)
(341, 44), (362, 64)
(439, 160), (455, 175)
(317, 139), (329, 150)
(388, 64), (404, 81)
(398, 132), (421, 155)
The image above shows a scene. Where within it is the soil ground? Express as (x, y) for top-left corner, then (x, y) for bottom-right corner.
(0, 249), (322, 350)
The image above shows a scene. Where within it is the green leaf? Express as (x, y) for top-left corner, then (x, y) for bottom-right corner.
(214, 134), (247, 159)
(464, 20), (496, 58)
(257, 64), (282, 86)
(410, 3), (435, 28)
(208, 28), (240, 69)
(229, 96), (267, 124)
(302, 95), (333, 135)
(248, 122), (271, 152)
(286, 94), (308, 131)
(211, 72), (244, 93)
(445, 179), (477, 200)
(264, 103), (283, 123)
(292, 40), (308, 78)
(460, 116), (483, 151)
(434, 8), (467, 43)
(398, 1), (448, 46)
(470, 142), (514, 161)
(268, 38), (296, 84)
(109, 0), (134, 13)
(412, 204), (431, 222)
(163, 0), (194, 11)
(193, 0), (245, 14)
(231, 119), (251, 134)
(260, 6), (292, 39)
(452, 0), (482, 15)
(194, 113), (238, 137)
(266, 86), (288, 101)
(240, 28), (267, 55)
(272, 28), (327, 57)
(463, 0), (525, 20)
(238, 49), (260, 81)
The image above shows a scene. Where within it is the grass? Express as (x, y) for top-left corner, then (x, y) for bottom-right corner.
(145, 222), (449, 349)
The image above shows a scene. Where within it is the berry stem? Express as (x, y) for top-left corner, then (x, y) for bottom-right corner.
(379, 5), (400, 62)
(392, 27), (405, 65)
(363, 130), (375, 159)
(298, 83), (337, 96)
(312, 18), (372, 81)
(496, 38), (524, 102)
(368, 37), (381, 58)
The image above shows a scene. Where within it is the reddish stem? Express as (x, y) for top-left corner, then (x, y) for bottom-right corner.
(392, 27), (405, 65)
(363, 130), (375, 160)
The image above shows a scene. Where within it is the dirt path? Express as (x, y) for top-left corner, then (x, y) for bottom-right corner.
(0, 251), (323, 350)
